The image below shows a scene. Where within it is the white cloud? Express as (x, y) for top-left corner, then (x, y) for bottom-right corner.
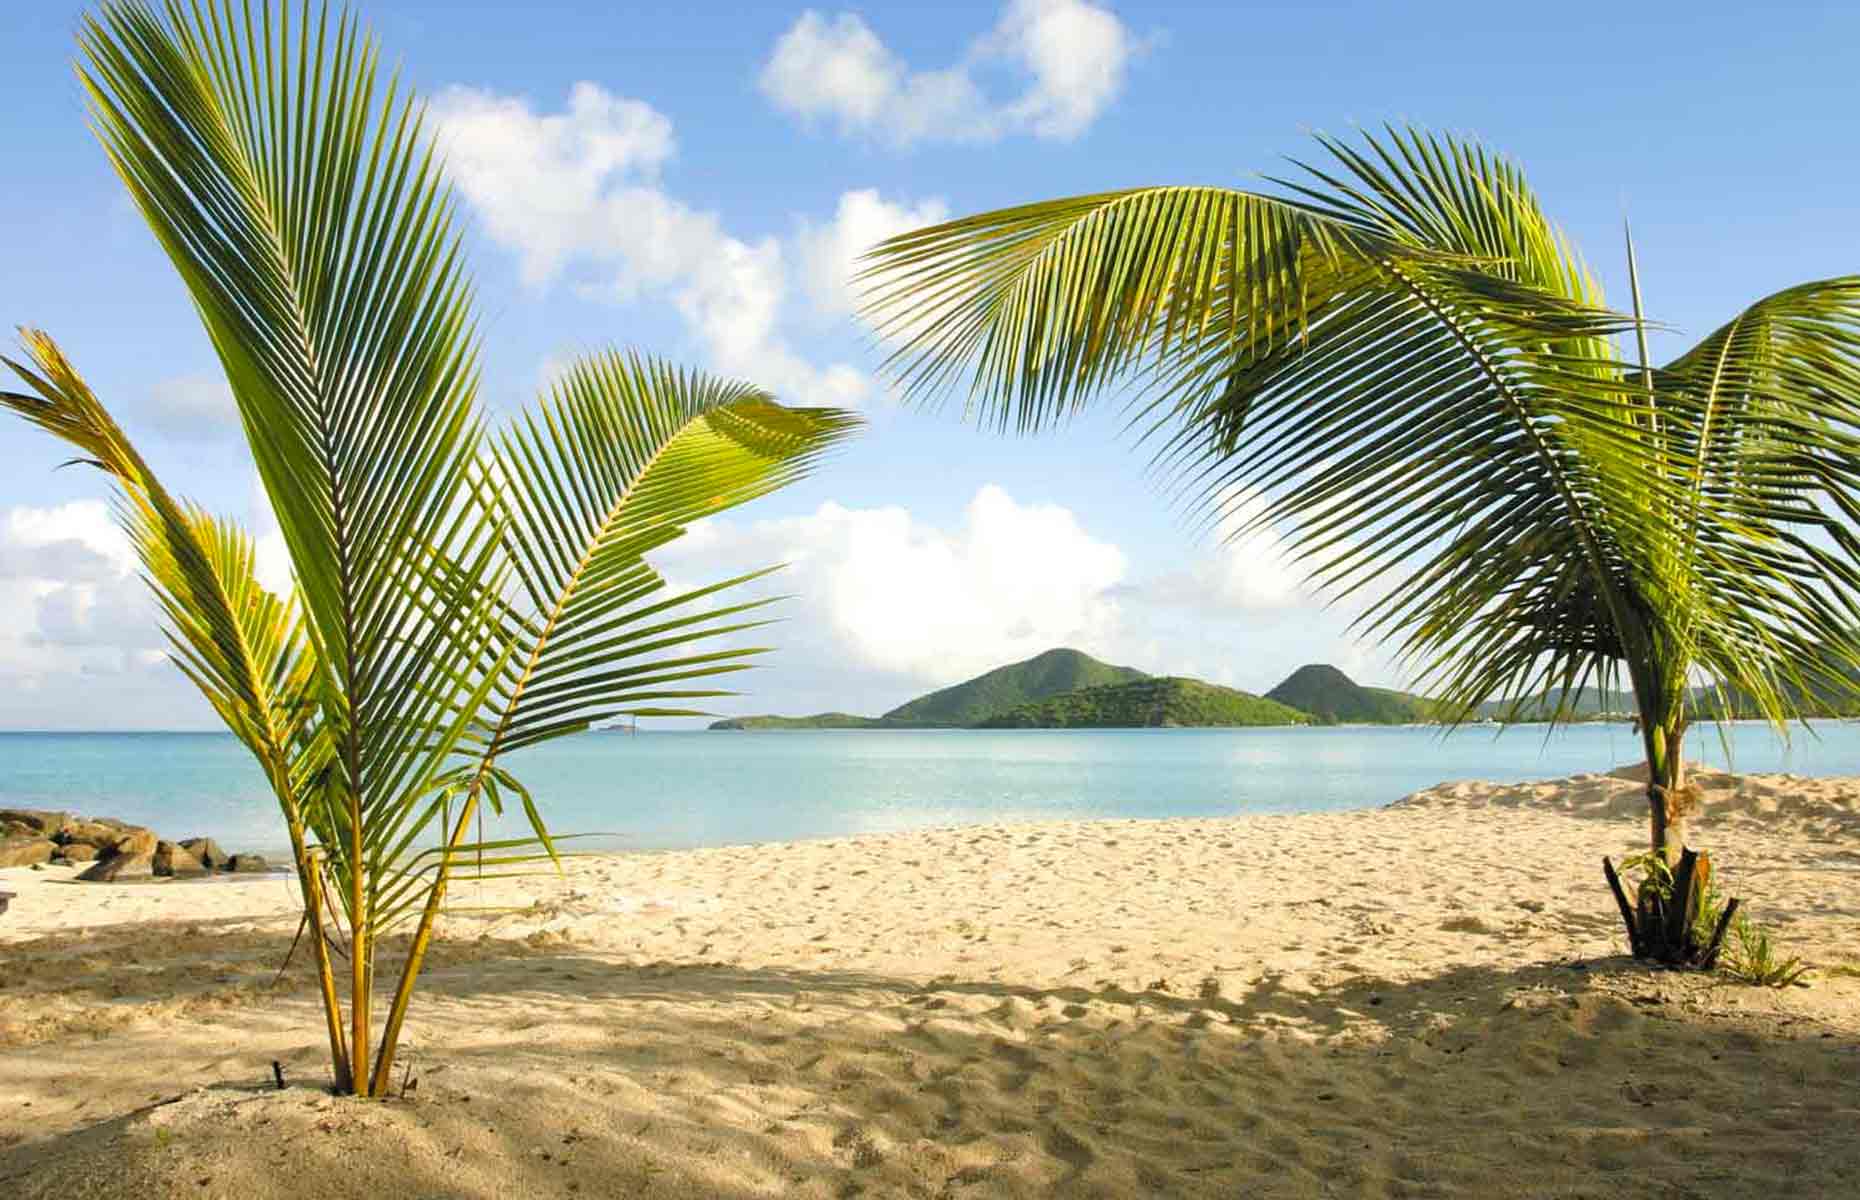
(2, 501), (133, 575)
(761, 13), (898, 128)
(432, 83), (876, 408)
(0, 501), (195, 727)
(989, 0), (1135, 139)
(657, 484), (1127, 685)
(247, 477), (293, 598)
(1143, 486), (1306, 613)
(146, 373), (238, 438)
(432, 81), (675, 287)
(646, 484), (1413, 720)
(794, 189), (950, 319)
(760, 0), (1140, 147)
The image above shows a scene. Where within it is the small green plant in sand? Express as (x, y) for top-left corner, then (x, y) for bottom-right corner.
(1721, 916), (1811, 989)
(1615, 849), (1732, 953)
(1615, 850), (1805, 986)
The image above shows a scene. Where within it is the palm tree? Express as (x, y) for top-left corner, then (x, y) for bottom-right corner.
(1, 0), (859, 1096)
(858, 125), (1860, 961)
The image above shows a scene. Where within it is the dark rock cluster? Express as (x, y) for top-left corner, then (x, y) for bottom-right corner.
(0, 809), (269, 881)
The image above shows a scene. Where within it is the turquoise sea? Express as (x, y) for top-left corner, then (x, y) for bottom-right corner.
(4, 723), (1857, 858)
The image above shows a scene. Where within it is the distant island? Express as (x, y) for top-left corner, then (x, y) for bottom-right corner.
(886, 648), (1147, 725)
(1264, 663), (1436, 724)
(709, 648), (1434, 730)
(710, 646), (1860, 731)
(977, 676), (1307, 728)
(706, 713), (893, 731)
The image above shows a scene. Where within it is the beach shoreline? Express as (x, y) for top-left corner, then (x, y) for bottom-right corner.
(11, 722), (1860, 866)
(3, 768), (1857, 1197)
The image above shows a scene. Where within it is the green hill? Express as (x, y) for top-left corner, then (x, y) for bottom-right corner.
(1470, 686), (1635, 721)
(706, 652), (1455, 731)
(881, 648), (1148, 726)
(708, 712), (888, 731)
(1363, 686), (1441, 722)
(977, 677), (1308, 728)
(1265, 664), (1432, 724)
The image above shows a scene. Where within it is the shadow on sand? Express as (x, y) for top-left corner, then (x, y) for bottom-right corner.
(4, 920), (1858, 1198)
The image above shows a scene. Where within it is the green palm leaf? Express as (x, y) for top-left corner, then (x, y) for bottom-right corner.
(79, 0), (507, 1082)
(863, 126), (1650, 717)
(1650, 278), (1860, 718)
(492, 352), (861, 751)
(1, 329), (351, 1086)
(366, 349), (859, 1092)
(0, 331), (312, 778)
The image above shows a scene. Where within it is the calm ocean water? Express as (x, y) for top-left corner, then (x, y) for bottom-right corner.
(2, 723), (1856, 857)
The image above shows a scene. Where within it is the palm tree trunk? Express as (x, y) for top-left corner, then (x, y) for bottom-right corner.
(368, 781), (484, 1096)
(270, 760), (352, 1092)
(349, 792), (370, 1097)
(280, 808), (349, 1091)
(1641, 712), (1690, 867)
(298, 843), (352, 1090)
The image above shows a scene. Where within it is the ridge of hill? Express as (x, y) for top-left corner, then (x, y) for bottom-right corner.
(880, 648), (1149, 727)
(1265, 664), (1433, 725)
(976, 677), (1308, 729)
(708, 653), (1441, 730)
(707, 713), (887, 731)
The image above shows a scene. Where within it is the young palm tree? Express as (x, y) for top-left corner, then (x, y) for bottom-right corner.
(1, 0), (859, 1096)
(859, 125), (1860, 959)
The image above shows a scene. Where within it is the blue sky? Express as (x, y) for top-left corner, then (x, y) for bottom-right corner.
(2, 0), (1857, 728)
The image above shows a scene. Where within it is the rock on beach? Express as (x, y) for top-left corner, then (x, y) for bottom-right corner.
(0, 810), (271, 886)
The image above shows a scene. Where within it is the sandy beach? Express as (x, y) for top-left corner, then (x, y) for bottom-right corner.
(2, 765), (1857, 1198)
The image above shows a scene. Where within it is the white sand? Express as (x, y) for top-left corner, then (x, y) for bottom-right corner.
(2, 767), (1857, 1197)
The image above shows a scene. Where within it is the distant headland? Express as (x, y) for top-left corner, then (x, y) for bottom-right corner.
(706, 645), (1857, 731)
(709, 648), (1455, 730)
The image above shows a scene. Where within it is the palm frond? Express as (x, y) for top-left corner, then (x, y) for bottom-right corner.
(1, 328), (350, 1084)
(80, 0), (496, 845)
(1, 330), (312, 766)
(860, 186), (1400, 432)
(1651, 277), (1860, 722)
(78, 0), (521, 1086)
(490, 351), (862, 757)
(364, 349), (857, 1094)
(860, 125), (1658, 724)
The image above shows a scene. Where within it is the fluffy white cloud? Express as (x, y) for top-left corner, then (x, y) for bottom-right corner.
(760, 0), (1139, 147)
(760, 13), (986, 147)
(247, 476), (293, 598)
(0, 501), (195, 726)
(794, 189), (950, 319)
(646, 484), (1414, 721)
(432, 81), (675, 289)
(990, 0), (1135, 138)
(432, 83), (880, 408)
(1, 501), (133, 576)
(146, 372), (238, 438)
(658, 484), (1127, 685)
(1143, 486), (1306, 613)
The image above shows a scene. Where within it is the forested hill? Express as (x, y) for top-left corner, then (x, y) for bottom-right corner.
(880, 648), (1148, 727)
(708, 652), (1439, 729)
(1265, 664), (1435, 724)
(706, 713), (887, 731)
(976, 677), (1308, 728)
